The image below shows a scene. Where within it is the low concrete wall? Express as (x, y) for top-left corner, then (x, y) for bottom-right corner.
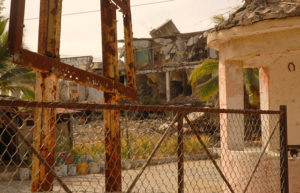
(289, 158), (300, 193)
(223, 150), (280, 193)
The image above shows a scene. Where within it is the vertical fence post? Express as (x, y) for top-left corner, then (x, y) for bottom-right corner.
(178, 113), (184, 193)
(8, 0), (25, 54)
(123, 0), (136, 91)
(101, 1), (121, 192)
(280, 105), (289, 193)
(31, 0), (62, 192)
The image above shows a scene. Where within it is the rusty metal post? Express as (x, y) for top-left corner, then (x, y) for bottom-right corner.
(8, 0), (25, 54)
(101, 1), (121, 192)
(123, 0), (137, 91)
(177, 114), (184, 193)
(31, 0), (62, 192)
(280, 105), (289, 193)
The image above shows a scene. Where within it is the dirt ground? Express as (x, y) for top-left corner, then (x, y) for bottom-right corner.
(0, 160), (223, 193)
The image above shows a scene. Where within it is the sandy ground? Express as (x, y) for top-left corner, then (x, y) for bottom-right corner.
(0, 160), (223, 193)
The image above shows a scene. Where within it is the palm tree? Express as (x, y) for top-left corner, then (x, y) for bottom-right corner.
(189, 59), (219, 103)
(189, 59), (260, 108)
(0, 18), (35, 100)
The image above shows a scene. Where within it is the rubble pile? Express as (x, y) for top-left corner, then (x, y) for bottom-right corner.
(215, 0), (300, 31)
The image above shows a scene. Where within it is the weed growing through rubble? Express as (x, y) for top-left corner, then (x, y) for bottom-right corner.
(60, 135), (211, 163)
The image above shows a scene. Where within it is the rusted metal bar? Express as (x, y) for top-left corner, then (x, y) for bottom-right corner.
(12, 49), (137, 101)
(0, 100), (282, 115)
(31, 0), (62, 192)
(177, 114), (184, 193)
(123, 0), (137, 91)
(101, 0), (122, 192)
(1, 111), (72, 193)
(184, 115), (235, 193)
(243, 121), (280, 193)
(126, 114), (179, 193)
(8, 0), (25, 53)
(280, 106), (289, 193)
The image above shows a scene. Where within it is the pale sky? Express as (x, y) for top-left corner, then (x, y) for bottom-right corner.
(3, 0), (243, 61)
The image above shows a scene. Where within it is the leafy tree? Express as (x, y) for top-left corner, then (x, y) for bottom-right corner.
(0, 7), (35, 100)
(189, 59), (260, 108)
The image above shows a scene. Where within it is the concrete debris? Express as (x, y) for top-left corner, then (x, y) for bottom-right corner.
(150, 19), (180, 38)
(214, 0), (300, 31)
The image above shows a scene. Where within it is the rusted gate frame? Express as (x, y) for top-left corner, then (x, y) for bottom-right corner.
(101, 0), (122, 192)
(242, 121), (280, 193)
(12, 49), (136, 100)
(280, 106), (289, 193)
(184, 115), (235, 193)
(0, 100), (281, 114)
(0, 111), (72, 193)
(177, 114), (184, 193)
(0, 100), (288, 192)
(8, 0), (137, 192)
(30, 0), (63, 191)
(8, 0), (137, 101)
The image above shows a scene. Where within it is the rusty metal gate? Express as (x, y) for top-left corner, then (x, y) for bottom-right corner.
(2, 2), (289, 192)
(8, 0), (137, 192)
(0, 100), (288, 193)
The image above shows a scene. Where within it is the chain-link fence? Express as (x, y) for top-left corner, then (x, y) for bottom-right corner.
(0, 100), (288, 193)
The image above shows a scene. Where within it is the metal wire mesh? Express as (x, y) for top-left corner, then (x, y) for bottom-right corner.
(0, 100), (286, 193)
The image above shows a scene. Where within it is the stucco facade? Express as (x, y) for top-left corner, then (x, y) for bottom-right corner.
(208, 16), (300, 192)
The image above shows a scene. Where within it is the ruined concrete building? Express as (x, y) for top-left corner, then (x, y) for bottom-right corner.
(120, 20), (217, 105)
(58, 20), (217, 105)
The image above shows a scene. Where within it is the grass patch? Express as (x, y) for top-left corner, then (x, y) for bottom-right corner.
(63, 134), (211, 161)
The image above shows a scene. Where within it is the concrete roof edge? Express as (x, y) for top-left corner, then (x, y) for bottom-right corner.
(207, 16), (300, 50)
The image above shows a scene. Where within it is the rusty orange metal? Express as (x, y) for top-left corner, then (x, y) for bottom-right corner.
(8, 0), (137, 192)
(12, 49), (137, 101)
(31, 0), (62, 192)
(101, 0), (122, 192)
(8, 0), (25, 54)
(123, 0), (137, 90)
(8, 1), (137, 100)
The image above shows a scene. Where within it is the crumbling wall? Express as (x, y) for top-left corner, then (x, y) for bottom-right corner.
(185, 33), (208, 62)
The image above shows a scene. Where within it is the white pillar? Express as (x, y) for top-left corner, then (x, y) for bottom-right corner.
(259, 67), (278, 151)
(219, 60), (245, 193)
(166, 71), (170, 102)
(219, 60), (244, 150)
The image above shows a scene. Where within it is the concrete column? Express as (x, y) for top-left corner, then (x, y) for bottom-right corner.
(259, 67), (278, 151)
(259, 67), (270, 148)
(219, 60), (244, 150)
(219, 60), (246, 193)
(166, 71), (171, 102)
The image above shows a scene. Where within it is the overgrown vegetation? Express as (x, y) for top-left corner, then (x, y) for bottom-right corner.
(56, 135), (211, 163)
(189, 59), (260, 108)
(0, 2), (35, 100)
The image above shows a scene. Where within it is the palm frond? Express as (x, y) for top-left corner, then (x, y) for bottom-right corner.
(2, 85), (35, 100)
(0, 32), (10, 70)
(212, 15), (225, 24)
(0, 66), (36, 85)
(189, 59), (218, 85)
(0, 19), (7, 36)
(195, 76), (219, 102)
